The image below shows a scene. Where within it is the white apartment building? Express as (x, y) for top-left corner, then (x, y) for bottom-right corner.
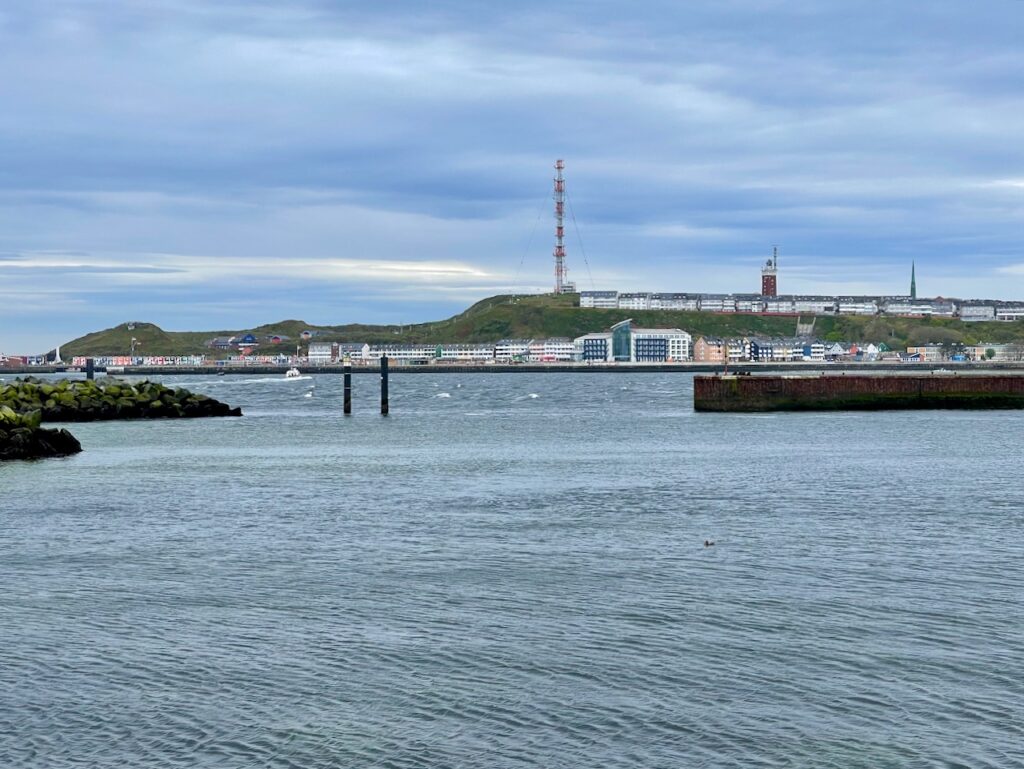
(792, 297), (837, 314)
(995, 305), (1024, 322)
(959, 304), (995, 322)
(837, 298), (879, 315)
(630, 327), (692, 362)
(307, 342), (334, 364)
(579, 291), (619, 309)
(727, 339), (749, 362)
(528, 338), (575, 362)
(494, 339), (532, 361)
(762, 298), (795, 314)
(436, 344), (493, 362)
(617, 293), (652, 311)
(699, 295), (736, 313)
(366, 344), (436, 362)
(881, 298), (957, 316)
(649, 293), (700, 311)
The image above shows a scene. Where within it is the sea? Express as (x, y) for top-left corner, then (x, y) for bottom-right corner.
(1, 372), (1022, 768)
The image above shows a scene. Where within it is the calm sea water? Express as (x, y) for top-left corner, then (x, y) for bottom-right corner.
(1, 372), (1022, 768)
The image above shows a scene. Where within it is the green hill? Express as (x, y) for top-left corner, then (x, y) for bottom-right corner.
(60, 294), (1024, 357)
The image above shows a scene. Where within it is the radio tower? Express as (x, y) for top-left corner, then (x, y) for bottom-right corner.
(552, 159), (574, 294)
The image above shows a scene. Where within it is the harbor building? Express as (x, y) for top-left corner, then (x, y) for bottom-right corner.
(307, 342), (335, 364)
(528, 338), (575, 362)
(574, 332), (612, 362)
(494, 339), (533, 362)
(575, 320), (691, 362)
(436, 344), (494, 362)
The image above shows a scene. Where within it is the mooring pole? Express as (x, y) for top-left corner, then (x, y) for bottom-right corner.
(343, 358), (352, 415)
(85, 358), (95, 380)
(380, 355), (389, 416)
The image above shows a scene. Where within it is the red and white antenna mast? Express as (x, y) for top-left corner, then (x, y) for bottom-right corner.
(553, 159), (567, 294)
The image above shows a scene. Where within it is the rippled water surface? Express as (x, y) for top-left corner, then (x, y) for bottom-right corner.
(2, 372), (1022, 768)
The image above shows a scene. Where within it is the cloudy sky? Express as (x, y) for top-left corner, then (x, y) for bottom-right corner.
(2, 0), (1023, 352)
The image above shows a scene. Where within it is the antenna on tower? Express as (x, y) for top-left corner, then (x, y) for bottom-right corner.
(553, 159), (567, 294)
(550, 160), (579, 294)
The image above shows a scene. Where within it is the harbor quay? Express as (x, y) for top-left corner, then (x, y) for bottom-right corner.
(694, 372), (1024, 411)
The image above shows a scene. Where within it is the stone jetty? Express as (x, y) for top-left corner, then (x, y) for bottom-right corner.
(0, 407), (82, 461)
(1, 378), (242, 422)
(0, 378), (241, 460)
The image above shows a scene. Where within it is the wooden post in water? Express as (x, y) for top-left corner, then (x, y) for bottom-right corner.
(343, 358), (352, 415)
(380, 355), (389, 416)
(85, 358), (95, 380)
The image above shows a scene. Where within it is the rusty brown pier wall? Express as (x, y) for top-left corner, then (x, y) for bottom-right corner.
(693, 374), (1024, 412)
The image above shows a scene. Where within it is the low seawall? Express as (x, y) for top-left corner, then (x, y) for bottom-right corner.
(694, 373), (1024, 411)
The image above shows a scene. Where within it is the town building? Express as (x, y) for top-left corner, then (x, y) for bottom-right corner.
(880, 298), (957, 316)
(307, 342), (335, 364)
(430, 344), (490, 362)
(960, 304), (995, 322)
(699, 294), (736, 313)
(650, 293), (700, 311)
(906, 345), (945, 362)
(574, 332), (612, 362)
(366, 344), (436, 363)
(837, 298), (879, 315)
(693, 337), (726, 363)
(579, 291), (619, 309)
(338, 343), (370, 361)
(617, 292), (653, 311)
(528, 338), (575, 362)
(995, 305), (1024, 322)
(599, 319), (691, 362)
(494, 339), (532, 362)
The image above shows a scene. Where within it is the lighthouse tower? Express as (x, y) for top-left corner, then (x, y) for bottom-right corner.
(761, 246), (778, 297)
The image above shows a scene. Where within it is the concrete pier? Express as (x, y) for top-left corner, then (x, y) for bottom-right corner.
(694, 373), (1024, 411)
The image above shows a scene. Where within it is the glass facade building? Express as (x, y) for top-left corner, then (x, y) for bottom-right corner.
(611, 321), (632, 362)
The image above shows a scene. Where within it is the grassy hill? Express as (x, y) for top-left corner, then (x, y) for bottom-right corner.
(60, 293), (1024, 357)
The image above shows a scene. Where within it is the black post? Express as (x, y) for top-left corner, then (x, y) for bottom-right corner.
(380, 355), (389, 416)
(85, 358), (95, 380)
(343, 361), (352, 415)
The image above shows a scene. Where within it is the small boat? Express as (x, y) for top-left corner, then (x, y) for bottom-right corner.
(285, 367), (302, 379)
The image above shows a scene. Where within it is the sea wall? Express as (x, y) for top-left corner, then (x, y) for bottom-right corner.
(693, 374), (1024, 411)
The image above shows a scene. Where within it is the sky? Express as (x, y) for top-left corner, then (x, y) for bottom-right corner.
(2, 0), (1024, 353)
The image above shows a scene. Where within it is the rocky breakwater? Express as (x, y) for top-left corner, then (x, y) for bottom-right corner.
(0, 407), (82, 461)
(0, 378), (242, 461)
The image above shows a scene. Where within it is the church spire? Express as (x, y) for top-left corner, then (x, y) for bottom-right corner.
(910, 261), (917, 300)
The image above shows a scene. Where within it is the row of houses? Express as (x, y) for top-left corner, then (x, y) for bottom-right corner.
(207, 330), (321, 350)
(903, 343), (1024, 362)
(69, 355), (215, 367)
(305, 338), (579, 364)
(580, 291), (1024, 320)
(692, 338), (837, 363)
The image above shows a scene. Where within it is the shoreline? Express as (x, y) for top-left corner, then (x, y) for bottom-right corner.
(5, 361), (1024, 376)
